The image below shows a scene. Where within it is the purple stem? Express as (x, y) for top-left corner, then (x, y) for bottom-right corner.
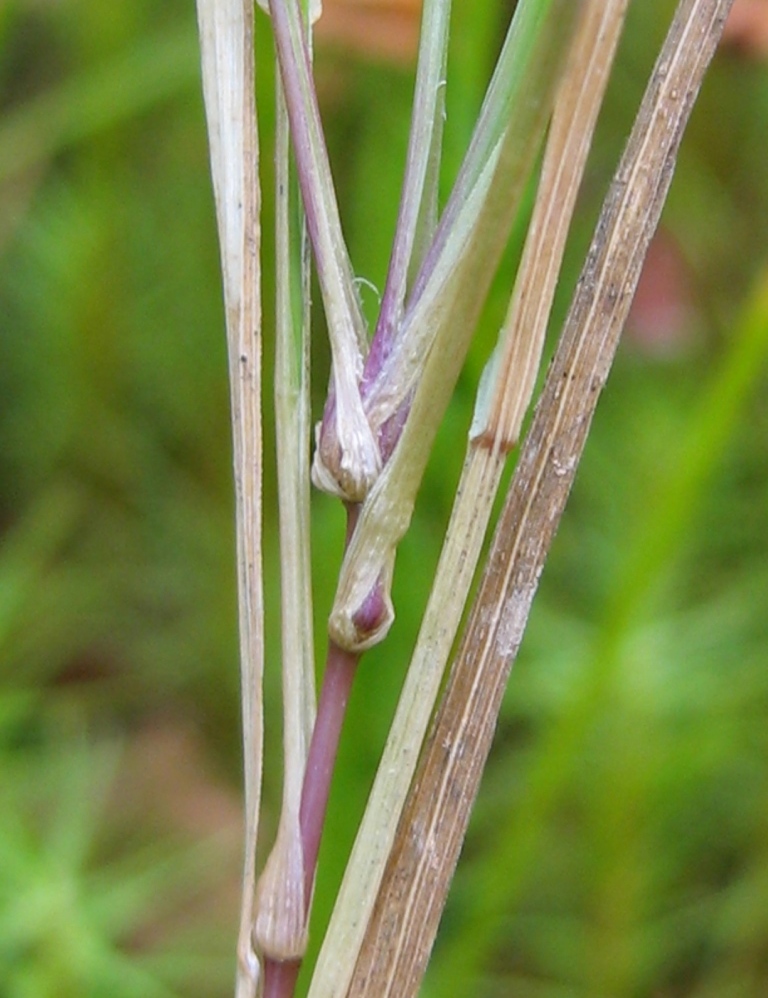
(262, 958), (300, 998)
(299, 641), (360, 900)
(262, 643), (360, 998)
(262, 507), (362, 998)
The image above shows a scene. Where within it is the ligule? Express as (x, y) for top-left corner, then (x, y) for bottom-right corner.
(311, 387), (382, 503)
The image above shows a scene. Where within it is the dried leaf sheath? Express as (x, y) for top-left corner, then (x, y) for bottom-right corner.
(195, 2), (263, 995)
(347, 1), (734, 995)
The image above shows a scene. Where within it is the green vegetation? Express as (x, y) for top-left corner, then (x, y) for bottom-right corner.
(1, 1), (767, 995)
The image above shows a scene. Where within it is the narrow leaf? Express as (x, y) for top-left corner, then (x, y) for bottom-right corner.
(195, 2), (263, 995)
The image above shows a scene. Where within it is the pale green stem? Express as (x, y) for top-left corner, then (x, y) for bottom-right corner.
(257, 0), (322, 26)
(195, 1), (263, 996)
(405, 0), (449, 290)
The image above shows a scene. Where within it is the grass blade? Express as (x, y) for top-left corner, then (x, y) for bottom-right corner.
(195, 2), (263, 995)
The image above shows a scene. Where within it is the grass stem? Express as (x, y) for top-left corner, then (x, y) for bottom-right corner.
(299, 641), (360, 893)
(262, 640), (360, 998)
(308, 5), (629, 990)
(195, 1), (263, 995)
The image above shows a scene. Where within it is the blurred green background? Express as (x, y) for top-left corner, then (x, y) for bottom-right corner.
(1, 1), (767, 996)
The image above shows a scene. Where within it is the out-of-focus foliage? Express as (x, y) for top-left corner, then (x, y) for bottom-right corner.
(0, 1), (766, 996)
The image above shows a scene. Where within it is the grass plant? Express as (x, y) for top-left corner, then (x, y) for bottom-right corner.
(196, 0), (754, 996)
(1, 1), (768, 996)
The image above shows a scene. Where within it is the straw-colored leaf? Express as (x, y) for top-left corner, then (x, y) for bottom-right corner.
(195, 1), (263, 995)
